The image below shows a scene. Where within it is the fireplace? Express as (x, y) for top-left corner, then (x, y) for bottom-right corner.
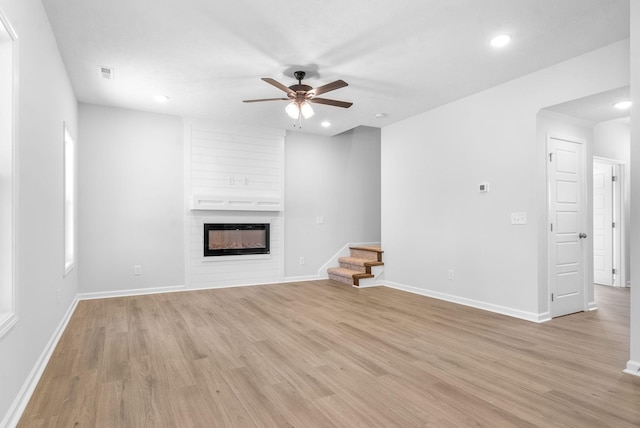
(203, 223), (270, 257)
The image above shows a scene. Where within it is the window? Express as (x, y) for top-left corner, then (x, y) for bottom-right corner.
(0, 7), (17, 337)
(63, 124), (75, 275)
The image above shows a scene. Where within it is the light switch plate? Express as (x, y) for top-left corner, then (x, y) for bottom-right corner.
(511, 212), (527, 225)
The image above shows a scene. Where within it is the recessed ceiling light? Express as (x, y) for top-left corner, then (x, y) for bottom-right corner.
(613, 100), (632, 110)
(154, 95), (170, 103)
(490, 34), (511, 48)
(375, 113), (386, 119)
(321, 121), (332, 128)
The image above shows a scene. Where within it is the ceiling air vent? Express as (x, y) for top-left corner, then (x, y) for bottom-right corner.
(100, 66), (114, 80)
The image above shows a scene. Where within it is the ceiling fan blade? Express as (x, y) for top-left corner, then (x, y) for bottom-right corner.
(262, 78), (295, 95)
(243, 98), (290, 103)
(308, 80), (348, 97)
(309, 97), (353, 108)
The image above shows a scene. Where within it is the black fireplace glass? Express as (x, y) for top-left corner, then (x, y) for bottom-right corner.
(203, 223), (270, 256)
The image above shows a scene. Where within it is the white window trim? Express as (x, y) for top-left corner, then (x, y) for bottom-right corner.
(0, 6), (18, 338)
(63, 124), (76, 276)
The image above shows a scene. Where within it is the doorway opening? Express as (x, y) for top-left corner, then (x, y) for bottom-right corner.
(541, 86), (631, 318)
(593, 157), (626, 288)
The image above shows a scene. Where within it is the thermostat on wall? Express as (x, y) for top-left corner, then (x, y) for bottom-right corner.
(479, 182), (489, 193)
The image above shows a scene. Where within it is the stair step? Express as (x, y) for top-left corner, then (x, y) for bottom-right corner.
(338, 257), (383, 273)
(339, 257), (383, 267)
(327, 267), (360, 279)
(327, 267), (373, 287)
(350, 246), (384, 262)
(350, 245), (383, 252)
(328, 273), (354, 285)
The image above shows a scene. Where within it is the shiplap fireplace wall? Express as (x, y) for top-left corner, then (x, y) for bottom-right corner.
(185, 120), (285, 289)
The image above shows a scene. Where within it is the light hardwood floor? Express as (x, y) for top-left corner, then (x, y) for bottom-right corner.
(19, 281), (640, 427)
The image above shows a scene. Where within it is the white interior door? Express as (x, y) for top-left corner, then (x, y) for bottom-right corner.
(548, 136), (587, 318)
(593, 161), (613, 286)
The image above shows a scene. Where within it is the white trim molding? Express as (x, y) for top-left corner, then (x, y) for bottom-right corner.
(0, 4), (19, 341)
(383, 280), (550, 323)
(77, 284), (185, 300)
(1, 298), (79, 428)
(0, 311), (17, 337)
(623, 360), (640, 377)
(283, 275), (322, 283)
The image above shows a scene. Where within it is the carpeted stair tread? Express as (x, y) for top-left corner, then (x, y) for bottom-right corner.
(327, 267), (361, 278)
(350, 245), (383, 253)
(338, 257), (383, 267)
(349, 246), (383, 262)
(328, 267), (373, 287)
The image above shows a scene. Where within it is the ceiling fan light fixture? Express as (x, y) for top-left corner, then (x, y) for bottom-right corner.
(300, 101), (314, 119)
(285, 101), (300, 119)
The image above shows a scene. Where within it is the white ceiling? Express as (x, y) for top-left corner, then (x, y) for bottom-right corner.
(544, 86), (631, 124)
(41, 0), (630, 136)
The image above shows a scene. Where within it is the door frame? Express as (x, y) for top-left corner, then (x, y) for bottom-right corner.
(547, 133), (590, 317)
(593, 156), (626, 288)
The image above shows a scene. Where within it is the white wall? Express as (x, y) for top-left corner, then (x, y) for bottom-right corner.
(594, 119), (632, 161)
(593, 118), (631, 285)
(78, 104), (184, 295)
(284, 126), (381, 278)
(0, 0), (78, 424)
(381, 40), (629, 322)
(628, 1), (640, 376)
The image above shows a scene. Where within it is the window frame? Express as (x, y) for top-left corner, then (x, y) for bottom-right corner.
(0, 6), (18, 338)
(63, 124), (76, 276)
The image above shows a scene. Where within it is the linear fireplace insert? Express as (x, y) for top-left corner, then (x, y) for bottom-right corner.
(203, 223), (270, 257)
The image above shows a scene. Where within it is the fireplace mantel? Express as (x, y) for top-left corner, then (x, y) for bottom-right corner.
(191, 194), (282, 212)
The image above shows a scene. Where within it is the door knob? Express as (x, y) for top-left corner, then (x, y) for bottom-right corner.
(579, 233), (588, 239)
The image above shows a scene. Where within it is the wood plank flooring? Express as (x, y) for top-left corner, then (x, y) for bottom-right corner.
(19, 282), (640, 427)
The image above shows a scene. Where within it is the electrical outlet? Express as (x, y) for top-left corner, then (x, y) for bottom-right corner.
(448, 269), (455, 280)
(134, 265), (142, 275)
(299, 257), (305, 265)
(316, 216), (324, 225)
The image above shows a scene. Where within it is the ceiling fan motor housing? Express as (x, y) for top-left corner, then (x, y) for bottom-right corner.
(290, 71), (312, 100)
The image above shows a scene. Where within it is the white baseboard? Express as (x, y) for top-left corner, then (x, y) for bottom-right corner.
(282, 275), (323, 283)
(1, 297), (79, 428)
(587, 301), (598, 311)
(355, 280), (381, 288)
(77, 284), (186, 300)
(383, 281), (549, 323)
(623, 360), (640, 377)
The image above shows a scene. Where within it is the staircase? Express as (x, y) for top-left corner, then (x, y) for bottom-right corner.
(327, 246), (384, 287)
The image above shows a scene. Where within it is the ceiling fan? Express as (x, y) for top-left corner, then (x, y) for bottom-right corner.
(243, 71), (353, 122)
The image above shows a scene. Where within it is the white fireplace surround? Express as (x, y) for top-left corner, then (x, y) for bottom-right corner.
(185, 120), (285, 288)
(186, 119), (285, 213)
